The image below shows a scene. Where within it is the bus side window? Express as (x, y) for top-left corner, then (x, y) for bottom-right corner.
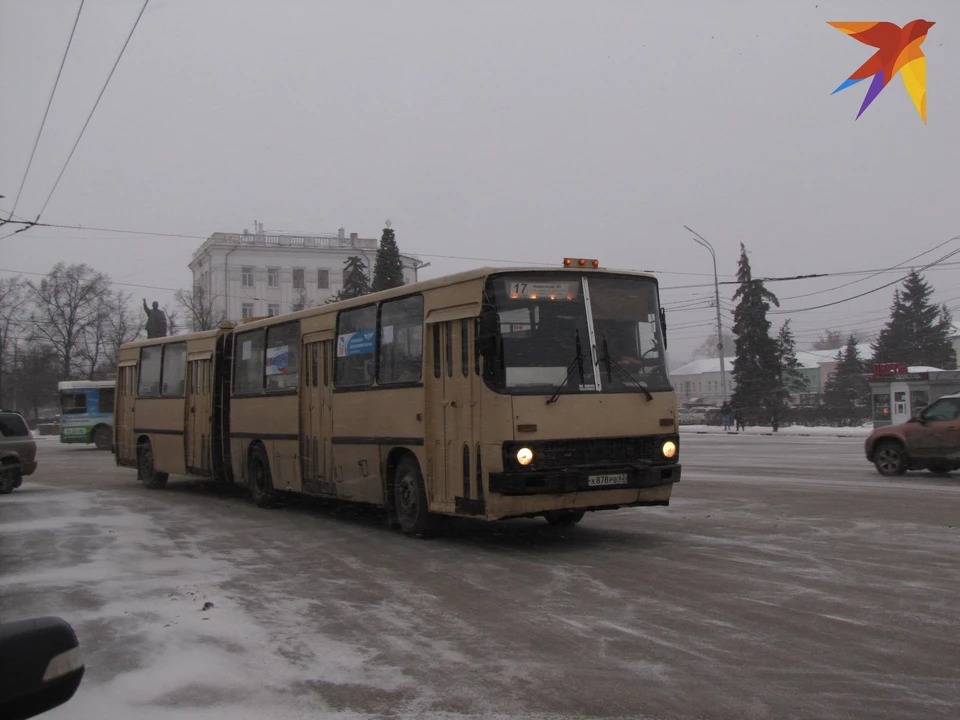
(335, 306), (376, 388)
(323, 343), (329, 386)
(461, 319), (469, 377)
(433, 325), (441, 379)
(378, 295), (423, 385)
(138, 346), (162, 396)
(161, 343), (187, 398)
(311, 344), (319, 387)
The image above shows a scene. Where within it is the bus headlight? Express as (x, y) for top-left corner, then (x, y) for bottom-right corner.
(661, 441), (677, 459)
(516, 447), (534, 466)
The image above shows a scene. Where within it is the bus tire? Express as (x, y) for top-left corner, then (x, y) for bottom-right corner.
(247, 445), (276, 509)
(393, 455), (433, 536)
(93, 425), (112, 450)
(544, 509), (585, 527)
(138, 440), (168, 489)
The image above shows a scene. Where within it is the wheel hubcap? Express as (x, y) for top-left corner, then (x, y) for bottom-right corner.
(397, 472), (417, 515)
(878, 448), (899, 471)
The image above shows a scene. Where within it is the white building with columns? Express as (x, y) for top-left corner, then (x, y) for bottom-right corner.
(188, 223), (423, 322)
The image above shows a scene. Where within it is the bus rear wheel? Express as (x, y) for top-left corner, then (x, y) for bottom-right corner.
(93, 425), (112, 450)
(138, 441), (168, 489)
(393, 455), (434, 536)
(248, 446), (276, 508)
(544, 510), (585, 527)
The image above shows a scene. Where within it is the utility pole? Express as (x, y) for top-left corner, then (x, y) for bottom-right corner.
(683, 225), (727, 404)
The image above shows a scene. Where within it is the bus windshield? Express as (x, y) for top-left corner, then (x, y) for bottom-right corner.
(483, 273), (670, 395)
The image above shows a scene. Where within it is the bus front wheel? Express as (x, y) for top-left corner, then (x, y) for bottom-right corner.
(247, 446), (276, 508)
(138, 441), (168, 489)
(393, 455), (434, 536)
(93, 425), (111, 450)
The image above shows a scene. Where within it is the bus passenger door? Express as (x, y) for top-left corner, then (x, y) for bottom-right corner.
(424, 322), (447, 505)
(442, 319), (481, 513)
(116, 362), (137, 462)
(186, 357), (213, 474)
(300, 336), (333, 494)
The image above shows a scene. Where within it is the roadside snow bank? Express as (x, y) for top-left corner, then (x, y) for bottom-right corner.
(680, 424), (872, 437)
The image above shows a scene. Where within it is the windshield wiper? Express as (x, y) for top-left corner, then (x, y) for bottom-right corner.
(547, 330), (585, 404)
(601, 337), (654, 401)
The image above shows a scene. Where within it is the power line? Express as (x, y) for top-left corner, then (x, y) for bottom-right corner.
(776, 234), (960, 301)
(32, 0), (150, 223)
(7, 0), (85, 222)
(771, 247), (960, 315)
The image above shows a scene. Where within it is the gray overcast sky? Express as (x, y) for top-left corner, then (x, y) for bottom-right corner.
(1, 0), (957, 360)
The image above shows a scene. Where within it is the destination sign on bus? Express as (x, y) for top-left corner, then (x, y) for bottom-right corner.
(503, 279), (579, 301)
(337, 330), (376, 357)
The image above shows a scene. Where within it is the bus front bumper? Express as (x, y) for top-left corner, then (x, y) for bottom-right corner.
(488, 463), (680, 496)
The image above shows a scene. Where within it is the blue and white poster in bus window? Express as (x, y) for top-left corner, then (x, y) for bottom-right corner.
(266, 345), (289, 375)
(337, 330), (376, 357)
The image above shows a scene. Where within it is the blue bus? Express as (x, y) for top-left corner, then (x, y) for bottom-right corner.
(58, 380), (115, 450)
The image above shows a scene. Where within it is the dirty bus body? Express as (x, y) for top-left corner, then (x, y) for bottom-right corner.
(114, 329), (233, 487)
(115, 264), (680, 532)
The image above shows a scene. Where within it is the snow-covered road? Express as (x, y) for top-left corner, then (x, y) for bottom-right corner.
(2, 439), (958, 720)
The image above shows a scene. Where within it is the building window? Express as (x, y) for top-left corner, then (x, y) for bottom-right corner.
(267, 267), (280, 288)
(242, 266), (254, 287)
(317, 269), (329, 289)
(241, 303), (254, 319)
(267, 304), (280, 317)
(293, 268), (304, 289)
(378, 295), (423, 385)
(335, 305), (376, 388)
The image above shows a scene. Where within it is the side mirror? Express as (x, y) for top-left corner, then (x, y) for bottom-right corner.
(659, 307), (668, 350)
(0, 617), (84, 720)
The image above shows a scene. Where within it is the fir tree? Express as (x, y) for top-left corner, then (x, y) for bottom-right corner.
(372, 222), (406, 292)
(872, 270), (956, 369)
(326, 256), (371, 304)
(775, 320), (807, 409)
(822, 335), (870, 425)
(730, 243), (781, 422)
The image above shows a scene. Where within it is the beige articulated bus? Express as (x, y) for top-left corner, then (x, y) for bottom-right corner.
(115, 260), (681, 534)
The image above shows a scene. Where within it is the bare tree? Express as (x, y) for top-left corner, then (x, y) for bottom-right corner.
(9, 341), (59, 424)
(290, 285), (310, 313)
(79, 291), (144, 378)
(812, 329), (845, 351)
(163, 304), (180, 336)
(175, 283), (225, 332)
(27, 263), (111, 380)
(0, 276), (26, 406)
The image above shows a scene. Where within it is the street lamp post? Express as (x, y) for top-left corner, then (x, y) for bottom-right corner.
(683, 225), (727, 404)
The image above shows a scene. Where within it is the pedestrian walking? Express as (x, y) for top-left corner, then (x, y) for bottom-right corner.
(771, 411), (779, 433)
(721, 401), (731, 431)
(734, 408), (745, 433)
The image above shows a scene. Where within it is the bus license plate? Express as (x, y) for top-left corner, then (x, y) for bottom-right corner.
(587, 473), (628, 487)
